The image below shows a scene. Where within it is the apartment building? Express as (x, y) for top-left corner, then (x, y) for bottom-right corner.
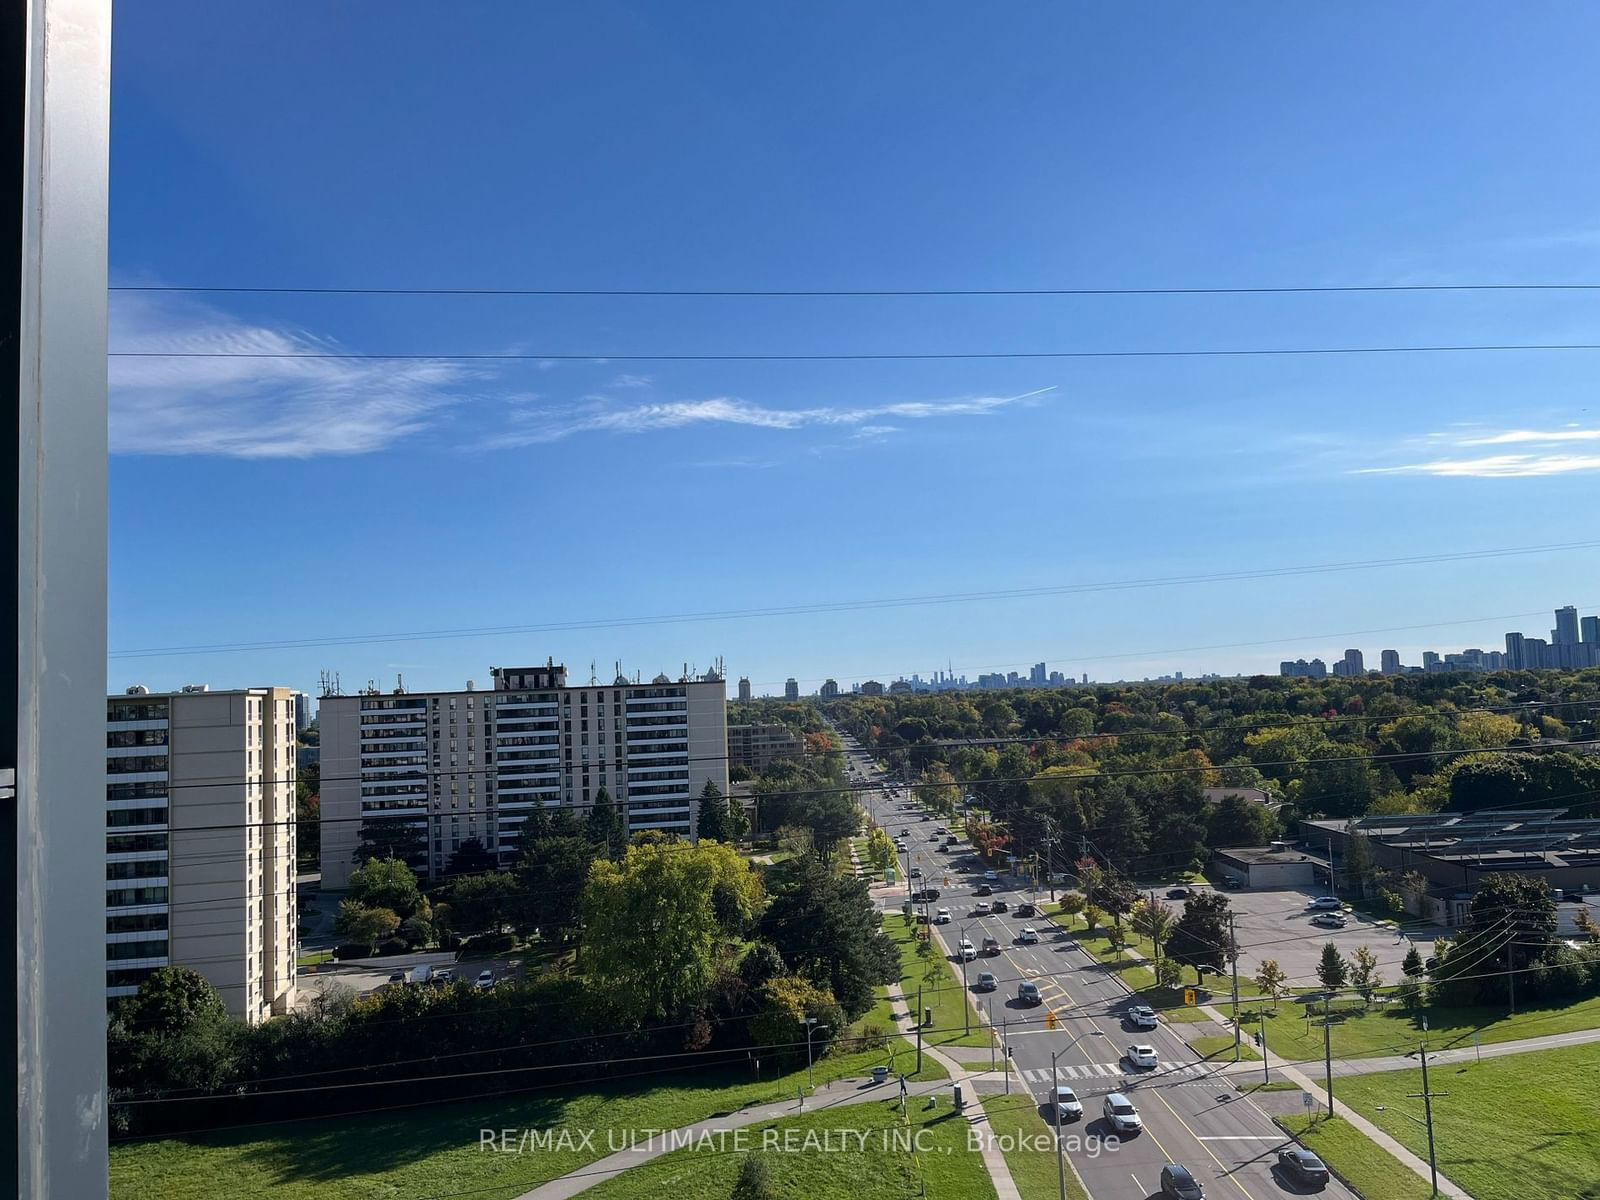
(319, 661), (729, 889)
(727, 722), (805, 773)
(106, 685), (299, 1024)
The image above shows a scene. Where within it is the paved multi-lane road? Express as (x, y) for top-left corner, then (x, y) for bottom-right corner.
(840, 735), (1354, 1200)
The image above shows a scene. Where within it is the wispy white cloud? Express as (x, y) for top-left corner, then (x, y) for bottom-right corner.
(1359, 453), (1600, 478)
(1453, 428), (1600, 446)
(852, 424), (900, 439)
(110, 294), (471, 458)
(610, 373), (654, 389)
(478, 386), (1055, 449)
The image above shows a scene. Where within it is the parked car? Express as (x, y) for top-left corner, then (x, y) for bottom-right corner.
(973, 901), (991, 915)
(1128, 1005), (1159, 1030)
(983, 870), (999, 882)
(1126, 1043), (1159, 1069)
(1053, 1085), (1083, 1122)
(991, 899), (1008, 914)
(899, 828), (909, 837)
(1017, 981), (1042, 1006)
(982, 936), (1001, 955)
(1276, 1148), (1330, 1188)
(1014, 903), (1035, 917)
(1308, 896), (1342, 910)
(407, 964), (434, 986)
(976, 971), (998, 992)
(1017, 926), (1040, 944)
(975, 884), (993, 897)
(434, 968), (454, 984)
(387, 971), (406, 984)
(957, 939), (977, 961)
(1160, 1163), (1205, 1199)
(475, 969), (494, 990)
(1102, 1093), (1142, 1134)
(1311, 912), (1347, 929)
(1167, 886), (1191, 899)
(935, 907), (951, 924)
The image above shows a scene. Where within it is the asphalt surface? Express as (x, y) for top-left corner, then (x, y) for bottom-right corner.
(842, 738), (1356, 1200)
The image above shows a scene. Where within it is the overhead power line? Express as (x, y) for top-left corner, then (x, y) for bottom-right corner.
(105, 340), (1600, 363)
(106, 539), (1600, 658)
(108, 281), (1600, 298)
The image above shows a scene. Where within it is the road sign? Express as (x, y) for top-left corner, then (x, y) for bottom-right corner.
(1302, 1091), (1315, 1110)
(1045, 1009), (1058, 1030)
(1183, 988), (1197, 1006)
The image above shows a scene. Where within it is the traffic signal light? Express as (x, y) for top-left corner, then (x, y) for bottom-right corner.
(1045, 1009), (1058, 1030)
(1183, 988), (1196, 1006)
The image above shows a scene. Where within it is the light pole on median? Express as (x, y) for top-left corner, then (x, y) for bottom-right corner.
(802, 1018), (829, 1091)
(958, 923), (971, 1036)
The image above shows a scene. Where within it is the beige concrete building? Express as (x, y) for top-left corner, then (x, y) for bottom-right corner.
(727, 722), (805, 773)
(106, 685), (299, 1023)
(319, 661), (729, 889)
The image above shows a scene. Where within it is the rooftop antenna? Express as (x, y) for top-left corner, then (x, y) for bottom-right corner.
(394, 673), (405, 694)
(589, 659), (597, 686)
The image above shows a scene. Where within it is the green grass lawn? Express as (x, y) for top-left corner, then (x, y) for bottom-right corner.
(882, 914), (993, 1049)
(1186, 1035), (1261, 1062)
(1278, 1115), (1435, 1200)
(979, 1094), (1090, 1200)
(1239, 989), (1600, 1062)
(1332, 1039), (1600, 1200)
(580, 1095), (996, 1200)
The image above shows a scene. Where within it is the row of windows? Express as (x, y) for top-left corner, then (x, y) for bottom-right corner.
(629, 783), (691, 798)
(107, 780), (168, 802)
(106, 729), (168, 748)
(108, 832), (168, 854)
(107, 938), (170, 961)
(107, 754), (167, 774)
(360, 697), (428, 711)
(107, 806), (168, 828)
(106, 885), (169, 907)
(107, 859), (167, 881)
(107, 702), (168, 722)
(107, 911), (168, 934)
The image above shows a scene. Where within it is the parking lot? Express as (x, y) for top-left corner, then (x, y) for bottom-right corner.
(1220, 885), (1442, 987)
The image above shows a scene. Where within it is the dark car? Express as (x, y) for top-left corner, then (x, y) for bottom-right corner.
(1276, 1148), (1330, 1189)
(991, 899), (1008, 914)
(1014, 903), (1035, 917)
(1166, 886), (1190, 899)
(909, 867), (922, 878)
(1160, 1163), (1204, 1200)
(975, 884), (993, 897)
(911, 888), (941, 903)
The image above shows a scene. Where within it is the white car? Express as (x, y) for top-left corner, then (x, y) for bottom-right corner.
(1102, 1093), (1142, 1134)
(1312, 912), (1347, 929)
(1128, 1005), (1158, 1030)
(475, 969), (495, 990)
(1016, 926), (1040, 944)
(957, 939), (977, 961)
(935, 907), (952, 924)
(1053, 1085), (1083, 1122)
(1126, 1043), (1158, 1069)
(973, 901), (992, 915)
(983, 870), (999, 882)
(1308, 896), (1342, 910)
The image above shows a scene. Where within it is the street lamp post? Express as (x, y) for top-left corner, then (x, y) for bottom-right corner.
(958, 923), (971, 1036)
(1050, 1029), (1103, 1200)
(802, 1018), (829, 1091)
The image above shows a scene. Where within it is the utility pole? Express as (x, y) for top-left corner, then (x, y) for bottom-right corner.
(1002, 1017), (1010, 1095)
(1323, 994), (1336, 1117)
(916, 985), (924, 1075)
(1408, 1018), (1447, 1198)
(1259, 1012), (1270, 1086)
(1051, 1050), (1068, 1200)
(1507, 938), (1516, 1017)
(1229, 912), (1241, 1062)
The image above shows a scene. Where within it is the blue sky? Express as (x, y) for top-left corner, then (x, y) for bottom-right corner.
(109, 3), (1600, 697)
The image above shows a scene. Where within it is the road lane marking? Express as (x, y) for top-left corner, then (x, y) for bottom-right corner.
(1197, 1135), (1282, 1141)
(1147, 1087), (1262, 1200)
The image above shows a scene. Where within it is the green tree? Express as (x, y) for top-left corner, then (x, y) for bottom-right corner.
(438, 871), (520, 936)
(698, 780), (729, 842)
(1254, 959), (1288, 1007)
(1316, 942), (1349, 991)
(1130, 898), (1176, 958)
(1207, 793), (1276, 847)
(1464, 872), (1558, 1003)
(731, 1153), (780, 1200)
(586, 787), (629, 858)
(1082, 903), (1106, 933)
(121, 966), (227, 1035)
(1342, 825), (1378, 895)
(336, 900), (401, 954)
(1154, 956), (1183, 990)
(1350, 945), (1382, 1004)
(748, 974), (845, 1066)
(1057, 893), (1086, 923)
(347, 855), (422, 918)
(760, 855), (898, 1019)
(792, 791), (861, 867)
(725, 789), (751, 842)
(512, 834), (597, 943)
(1396, 943), (1425, 1009)
(1165, 892), (1232, 986)
(446, 837), (496, 876)
(353, 817), (427, 866)
(582, 840), (764, 1023)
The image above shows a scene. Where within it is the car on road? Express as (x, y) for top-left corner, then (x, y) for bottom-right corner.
(973, 901), (991, 915)
(1102, 1093), (1142, 1134)
(1014, 903), (1035, 917)
(909, 867), (922, 878)
(1016, 926), (1040, 944)
(1017, 981), (1042, 1005)
(912, 888), (941, 902)
(1308, 896), (1343, 910)
(434, 968), (454, 984)
(1126, 1043), (1159, 1069)
(957, 939), (977, 960)
(991, 899), (1008, 914)
(976, 971), (997, 992)
(975, 884), (993, 896)
(983, 870), (999, 882)
(982, 936), (1001, 954)
(1052, 1086), (1083, 1122)
(935, 826), (947, 834)
(1160, 1163), (1205, 1199)
(921, 814), (931, 821)
(1127, 1005), (1158, 1029)
(1166, 886), (1191, 899)
(1311, 912), (1347, 928)
(1276, 1148), (1330, 1188)
(935, 907), (951, 924)
(475, 969), (494, 990)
